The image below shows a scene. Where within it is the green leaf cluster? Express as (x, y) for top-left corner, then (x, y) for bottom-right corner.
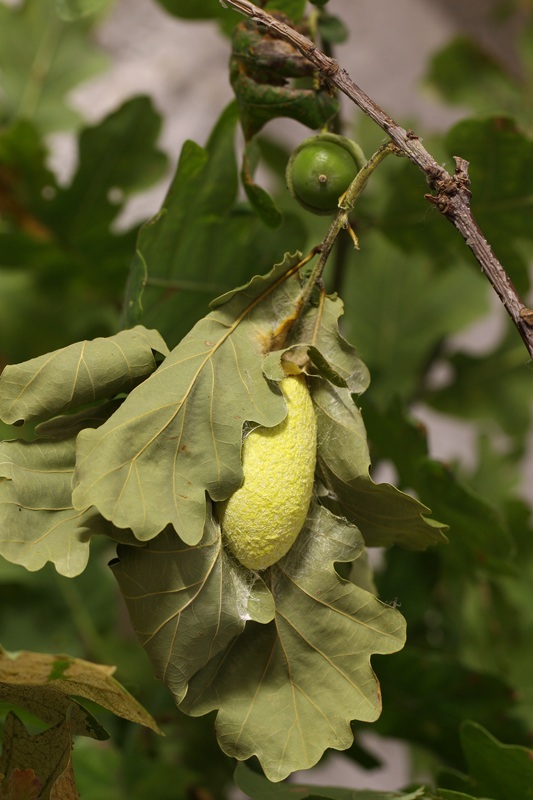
(0, 118), (450, 774)
(0, 97), (168, 364)
(0, 327), (167, 576)
(0, 235), (445, 777)
(122, 102), (306, 342)
(0, 0), (107, 133)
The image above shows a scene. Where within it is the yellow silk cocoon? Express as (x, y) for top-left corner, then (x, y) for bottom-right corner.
(218, 374), (317, 570)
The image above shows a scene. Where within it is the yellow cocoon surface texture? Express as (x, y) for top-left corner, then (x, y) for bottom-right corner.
(218, 374), (317, 571)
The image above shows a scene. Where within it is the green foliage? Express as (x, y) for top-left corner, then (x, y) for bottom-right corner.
(179, 503), (405, 781)
(438, 722), (533, 799)
(0, 97), (168, 363)
(2, 1), (533, 798)
(122, 102), (305, 341)
(426, 24), (533, 134)
(0, 327), (168, 426)
(446, 117), (533, 294)
(54, 0), (111, 20)
(373, 116), (533, 296)
(0, 0), (107, 133)
(426, 328), (533, 442)
(355, 647), (527, 768)
(340, 231), (488, 406)
(360, 401), (513, 572)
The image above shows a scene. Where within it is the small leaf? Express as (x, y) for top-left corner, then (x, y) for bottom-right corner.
(0, 402), (136, 576)
(312, 378), (448, 550)
(153, 0), (241, 25)
(0, 713), (76, 800)
(264, 0), (306, 22)
(0, 647), (161, 735)
(307, 345), (350, 387)
(261, 291), (370, 394)
(180, 503), (405, 781)
(438, 721), (533, 800)
(317, 14), (349, 44)
(300, 293), (370, 395)
(0, 326), (169, 426)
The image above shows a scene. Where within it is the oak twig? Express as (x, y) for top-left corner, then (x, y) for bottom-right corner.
(221, 0), (533, 359)
(269, 144), (395, 351)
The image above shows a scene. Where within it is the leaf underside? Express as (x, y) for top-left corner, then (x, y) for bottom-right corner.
(0, 712), (77, 800)
(0, 646), (161, 735)
(0, 402), (138, 577)
(0, 325), (169, 426)
(113, 501), (406, 781)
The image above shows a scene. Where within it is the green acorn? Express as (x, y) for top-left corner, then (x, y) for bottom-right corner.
(286, 133), (365, 215)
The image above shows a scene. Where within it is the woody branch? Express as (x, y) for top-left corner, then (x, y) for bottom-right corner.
(221, 0), (533, 359)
